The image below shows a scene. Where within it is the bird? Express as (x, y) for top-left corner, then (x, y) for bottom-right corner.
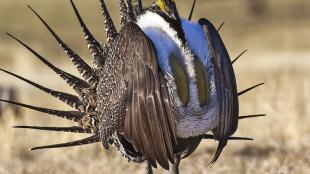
(0, 0), (265, 173)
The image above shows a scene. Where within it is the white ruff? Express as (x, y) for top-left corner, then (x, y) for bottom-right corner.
(136, 11), (219, 138)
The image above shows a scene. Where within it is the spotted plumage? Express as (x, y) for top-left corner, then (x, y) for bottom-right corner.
(0, 0), (265, 173)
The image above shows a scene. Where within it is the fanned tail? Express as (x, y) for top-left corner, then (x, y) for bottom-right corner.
(27, 5), (98, 87)
(98, 0), (118, 43)
(70, 0), (106, 71)
(6, 33), (90, 97)
(0, 99), (83, 122)
(0, 69), (83, 110)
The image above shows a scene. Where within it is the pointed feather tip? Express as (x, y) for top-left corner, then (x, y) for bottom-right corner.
(188, 0), (197, 20)
(232, 49), (248, 64)
(12, 126), (33, 129)
(26, 4), (33, 10)
(238, 83), (265, 96)
(30, 147), (43, 151)
(217, 21), (225, 31)
(207, 141), (226, 167)
(203, 134), (253, 141)
(5, 32), (12, 37)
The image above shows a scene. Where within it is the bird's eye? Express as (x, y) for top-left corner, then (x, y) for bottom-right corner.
(156, 0), (175, 14)
(156, 0), (167, 11)
(169, 54), (189, 106)
(194, 57), (208, 107)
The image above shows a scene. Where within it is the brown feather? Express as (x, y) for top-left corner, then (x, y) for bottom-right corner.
(199, 18), (239, 163)
(115, 23), (176, 170)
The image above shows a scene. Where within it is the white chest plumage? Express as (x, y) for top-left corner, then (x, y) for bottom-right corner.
(136, 11), (219, 138)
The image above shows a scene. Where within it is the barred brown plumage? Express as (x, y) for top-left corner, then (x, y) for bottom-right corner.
(0, 0), (264, 173)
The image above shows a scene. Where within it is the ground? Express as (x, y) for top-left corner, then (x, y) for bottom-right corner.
(0, 0), (309, 173)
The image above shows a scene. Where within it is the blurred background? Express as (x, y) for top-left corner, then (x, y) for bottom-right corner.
(0, 0), (309, 173)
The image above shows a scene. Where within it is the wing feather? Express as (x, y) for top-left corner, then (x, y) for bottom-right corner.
(116, 23), (175, 169)
(199, 18), (239, 163)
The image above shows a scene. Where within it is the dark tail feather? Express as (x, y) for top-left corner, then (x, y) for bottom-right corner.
(98, 0), (118, 43)
(0, 99), (83, 121)
(119, 0), (128, 28)
(228, 137), (253, 141)
(70, 0), (106, 74)
(27, 5), (98, 87)
(238, 83), (265, 96)
(0, 69), (83, 110)
(188, 0), (196, 20)
(136, 0), (143, 14)
(209, 136), (254, 164)
(203, 134), (253, 141)
(13, 125), (90, 133)
(30, 135), (100, 150)
(217, 21), (225, 32)
(6, 33), (90, 96)
(232, 49), (248, 64)
(209, 140), (227, 165)
(127, 0), (135, 21)
(239, 114), (266, 120)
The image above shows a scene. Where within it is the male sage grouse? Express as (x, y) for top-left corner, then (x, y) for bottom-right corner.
(0, 0), (265, 173)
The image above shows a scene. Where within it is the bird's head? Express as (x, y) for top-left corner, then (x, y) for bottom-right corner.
(154, 0), (179, 19)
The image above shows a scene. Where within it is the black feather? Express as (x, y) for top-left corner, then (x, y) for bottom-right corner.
(0, 99), (83, 122)
(70, 0), (106, 72)
(28, 5), (98, 87)
(239, 114), (266, 120)
(98, 0), (118, 43)
(217, 21), (225, 31)
(232, 49), (248, 64)
(13, 126), (90, 134)
(238, 83), (265, 96)
(188, 0), (196, 20)
(0, 68), (83, 110)
(30, 135), (100, 150)
(6, 33), (89, 98)
(203, 134), (253, 141)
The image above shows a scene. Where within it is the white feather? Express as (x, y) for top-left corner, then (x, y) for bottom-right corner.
(136, 11), (219, 138)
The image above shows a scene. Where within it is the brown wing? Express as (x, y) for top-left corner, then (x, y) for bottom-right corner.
(198, 18), (239, 163)
(117, 23), (176, 170)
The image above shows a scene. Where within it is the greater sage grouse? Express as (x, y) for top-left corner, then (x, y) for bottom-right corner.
(0, 0), (265, 173)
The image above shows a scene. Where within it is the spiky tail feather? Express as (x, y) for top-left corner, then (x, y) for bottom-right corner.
(30, 135), (100, 150)
(98, 0), (118, 43)
(28, 5), (98, 87)
(238, 83), (265, 96)
(70, 0), (106, 71)
(1, 2), (108, 150)
(13, 126), (90, 134)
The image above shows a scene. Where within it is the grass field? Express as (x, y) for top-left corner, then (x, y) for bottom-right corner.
(0, 0), (309, 173)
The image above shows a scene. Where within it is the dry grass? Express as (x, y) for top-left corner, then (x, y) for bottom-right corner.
(0, 0), (309, 173)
